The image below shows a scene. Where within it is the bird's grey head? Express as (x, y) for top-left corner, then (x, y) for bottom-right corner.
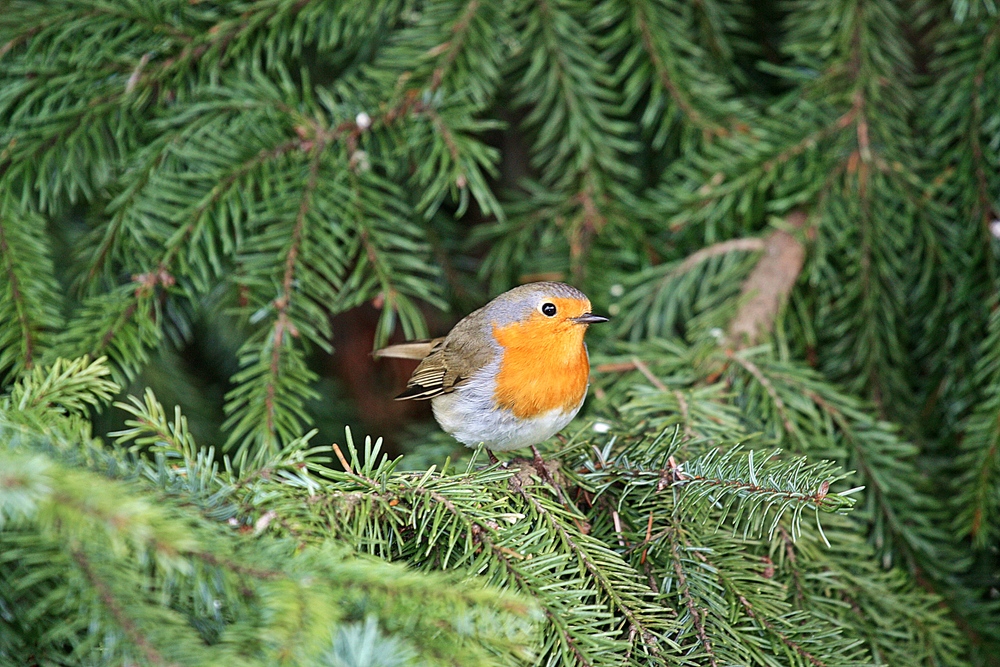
(484, 282), (589, 327)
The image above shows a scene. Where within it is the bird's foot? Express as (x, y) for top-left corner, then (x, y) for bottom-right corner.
(530, 445), (562, 493)
(530, 445), (547, 475)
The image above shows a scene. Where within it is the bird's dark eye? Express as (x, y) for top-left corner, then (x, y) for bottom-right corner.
(541, 302), (557, 317)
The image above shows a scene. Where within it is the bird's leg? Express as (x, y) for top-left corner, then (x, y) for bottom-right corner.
(531, 445), (545, 470)
(487, 449), (500, 465)
(530, 444), (569, 503)
(531, 445), (556, 485)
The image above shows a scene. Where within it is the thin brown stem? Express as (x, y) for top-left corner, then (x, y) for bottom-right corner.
(71, 549), (174, 667)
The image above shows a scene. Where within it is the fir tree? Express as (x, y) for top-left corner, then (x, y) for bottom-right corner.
(1, 0), (998, 665)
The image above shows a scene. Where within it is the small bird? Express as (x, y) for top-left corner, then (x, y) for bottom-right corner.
(375, 282), (608, 460)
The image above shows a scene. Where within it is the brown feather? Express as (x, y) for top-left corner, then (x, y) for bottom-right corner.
(394, 342), (450, 400)
(373, 338), (442, 361)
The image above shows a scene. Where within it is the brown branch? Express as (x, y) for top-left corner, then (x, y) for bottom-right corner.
(423, 105), (461, 164)
(71, 549), (175, 667)
(189, 550), (282, 581)
(854, 90), (871, 163)
(264, 141), (324, 439)
(671, 237), (766, 280)
(593, 361), (643, 374)
(673, 390), (694, 440)
(727, 223), (806, 346)
(737, 593), (826, 666)
(779, 526), (807, 605)
(412, 486), (595, 667)
(633, 0), (723, 134)
(568, 183), (605, 283)
(840, 3), (887, 411)
(591, 358), (694, 438)
(970, 428), (1000, 539)
(630, 356), (667, 391)
(428, 0), (480, 91)
(668, 530), (718, 667)
(854, 117), (879, 410)
(0, 24), (44, 59)
(518, 486), (662, 657)
(761, 108), (857, 174)
(681, 468), (832, 508)
(99, 300), (139, 350)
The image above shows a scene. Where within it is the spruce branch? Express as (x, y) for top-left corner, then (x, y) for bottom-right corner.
(511, 0), (636, 191)
(726, 350), (797, 436)
(427, 0), (485, 92)
(262, 140), (324, 445)
(0, 197), (64, 380)
(3, 356), (117, 418)
(584, 439), (854, 546)
(3, 410), (536, 665)
(576, 438), (876, 666)
(402, 0), (510, 109)
(629, 0), (729, 135)
(952, 305), (1000, 546)
(951, 0), (1000, 20)
(613, 237), (762, 341)
(515, 483), (674, 658)
(113, 388), (202, 465)
(70, 547), (175, 667)
(80, 146), (172, 291)
(968, 20), (1000, 237)
(0, 1), (995, 663)
(721, 348), (950, 568)
(734, 591), (823, 667)
(667, 527), (718, 667)
(0, 216), (33, 369)
(769, 519), (968, 667)
(285, 435), (668, 664)
(52, 284), (166, 384)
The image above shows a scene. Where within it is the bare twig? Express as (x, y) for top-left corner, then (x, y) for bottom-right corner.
(728, 220), (806, 346)
(332, 443), (352, 474)
(631, 356), (668, 391)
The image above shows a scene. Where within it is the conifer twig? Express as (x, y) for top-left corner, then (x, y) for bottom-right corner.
(71, 549), (174, 667)
(632, 0), (722, 134)
(726, 350), (795, 436)
(668, 530), (718, 667)
(0, 215), (32, 367)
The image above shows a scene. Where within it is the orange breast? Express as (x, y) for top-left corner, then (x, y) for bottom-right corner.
(492, 315), (590, 419)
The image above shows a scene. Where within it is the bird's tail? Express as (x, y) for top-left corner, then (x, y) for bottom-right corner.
(372, 338), (441, 361)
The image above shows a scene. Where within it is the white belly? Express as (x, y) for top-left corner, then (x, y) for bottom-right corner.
(431, 387), (585, 452)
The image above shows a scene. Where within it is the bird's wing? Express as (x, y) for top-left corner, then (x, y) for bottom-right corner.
(373, 338), (442, 360)
(390, 317), (496, 401)
(395, 339), (457, 400)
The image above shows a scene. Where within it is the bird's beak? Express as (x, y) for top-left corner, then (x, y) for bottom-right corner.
(571, 313), (610, 325)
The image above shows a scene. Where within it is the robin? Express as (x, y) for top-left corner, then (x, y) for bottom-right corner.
(375, 282), (608, 461)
